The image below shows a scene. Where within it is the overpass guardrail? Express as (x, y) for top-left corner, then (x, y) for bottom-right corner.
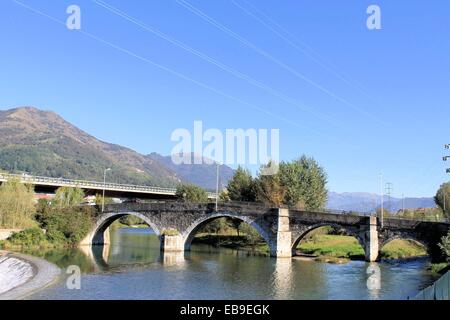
(0, 172), (218, 198)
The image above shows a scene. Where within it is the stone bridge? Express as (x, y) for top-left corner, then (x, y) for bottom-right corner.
(80, 202), (450, 262)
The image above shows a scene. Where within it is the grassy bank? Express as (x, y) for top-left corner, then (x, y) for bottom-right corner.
(110, 220), (149, 229)
(297, 235), (365, 260)
(296, 234), (428, 261)
(380, 239), (428, 260)
(192, 232), (431, 262)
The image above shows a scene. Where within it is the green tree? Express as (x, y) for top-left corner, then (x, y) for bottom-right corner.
(199, 217), (231, 235)
(435, 182), (450, 218)
(94, 194), (114, 206)
(238, 222), (263, 249)
(439, 230), (450, 260)
(230, 218), (243, 236)
(219, 189), (230, 202)
(254, 171), (285, 206)
(53, 186), (85, 208)
(176, 184), (208, 202)
(0, 178), (36, 228)
(279, 156), (328, 210)
(227, 166), (256, 202)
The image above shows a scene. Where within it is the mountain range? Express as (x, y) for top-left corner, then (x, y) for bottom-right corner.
(147, 153), (235, 190)
(0, 106), (436, 210)
(327, 192), (436, 212)
(0, 106), (233, 190)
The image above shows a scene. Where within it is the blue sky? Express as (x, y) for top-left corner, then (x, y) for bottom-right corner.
(0, 0), (449, 197)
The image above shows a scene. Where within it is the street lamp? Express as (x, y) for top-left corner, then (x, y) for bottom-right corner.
(215, 163), (220, 212)
(444, 145), (450, 215)
(102, 168), (111, 212)
(379, 174), (384, 229)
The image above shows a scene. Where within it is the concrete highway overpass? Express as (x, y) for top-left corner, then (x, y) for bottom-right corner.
(0, 173), (217, 200)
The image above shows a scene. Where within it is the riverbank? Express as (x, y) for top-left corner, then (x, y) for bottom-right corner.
(0, 250), (61, 300)
(193, 234), (269, 255)
(299, 235), (428, 260)
(194, 233), (431, 264)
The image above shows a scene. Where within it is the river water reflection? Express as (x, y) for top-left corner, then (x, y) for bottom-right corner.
(29, 228), (436, 300)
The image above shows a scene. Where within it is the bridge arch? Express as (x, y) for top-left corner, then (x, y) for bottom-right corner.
(182, 213), (274, 253)
(81, 211), (161, 246)
(291, 223), (366, 254)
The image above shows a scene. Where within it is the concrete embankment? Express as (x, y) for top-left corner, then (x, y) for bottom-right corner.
(412, 269), (450, 300)
(0, 251), (61, 300)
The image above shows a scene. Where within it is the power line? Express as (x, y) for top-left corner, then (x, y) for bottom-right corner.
(12, 0), (356, 149)
(93, 0), (344, 129)
(176, 0), (379, 122)
(444, 144), (450, 215)
(231, 0), (376, 101)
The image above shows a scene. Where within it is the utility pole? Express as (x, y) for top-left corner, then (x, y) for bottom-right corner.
(443, 144), (450, 216)
(379, 174), (384, 228)
(386, 182), (393, 213)
(402, 193), (405, 215)
(444, 193), (446, 215)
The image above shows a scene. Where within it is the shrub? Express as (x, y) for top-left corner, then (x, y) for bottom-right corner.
(238, 223), (264, 247)
(161, 228), (179, 236)
(53, 186), (85, 208)
(439, 230), (450, 260)
(119, 215), (145, 226)
(7, 228), (46, 247)
(37, 206), (94, 245)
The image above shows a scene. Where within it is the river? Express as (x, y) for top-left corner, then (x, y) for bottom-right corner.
(27, 227), (436, 300)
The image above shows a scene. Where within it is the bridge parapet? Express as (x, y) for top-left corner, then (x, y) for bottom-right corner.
(101, 202), (278, 216)
(289, 209), (369, 226)
(383, 218), (450, 229)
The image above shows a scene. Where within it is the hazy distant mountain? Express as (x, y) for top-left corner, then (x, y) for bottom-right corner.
(0, 106), (183, 186)
(0, 106), (235, 190)
(327, 192), (380, 212)
(327, 192), (436, 212)
(382, 197), (436, 212)
(147, 153), (235, 190)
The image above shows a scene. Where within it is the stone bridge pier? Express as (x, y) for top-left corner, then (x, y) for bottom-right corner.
(80, 202), (449, 262)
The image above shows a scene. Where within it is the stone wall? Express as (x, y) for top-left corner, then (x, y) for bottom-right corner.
(0, 229), (23, 241)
